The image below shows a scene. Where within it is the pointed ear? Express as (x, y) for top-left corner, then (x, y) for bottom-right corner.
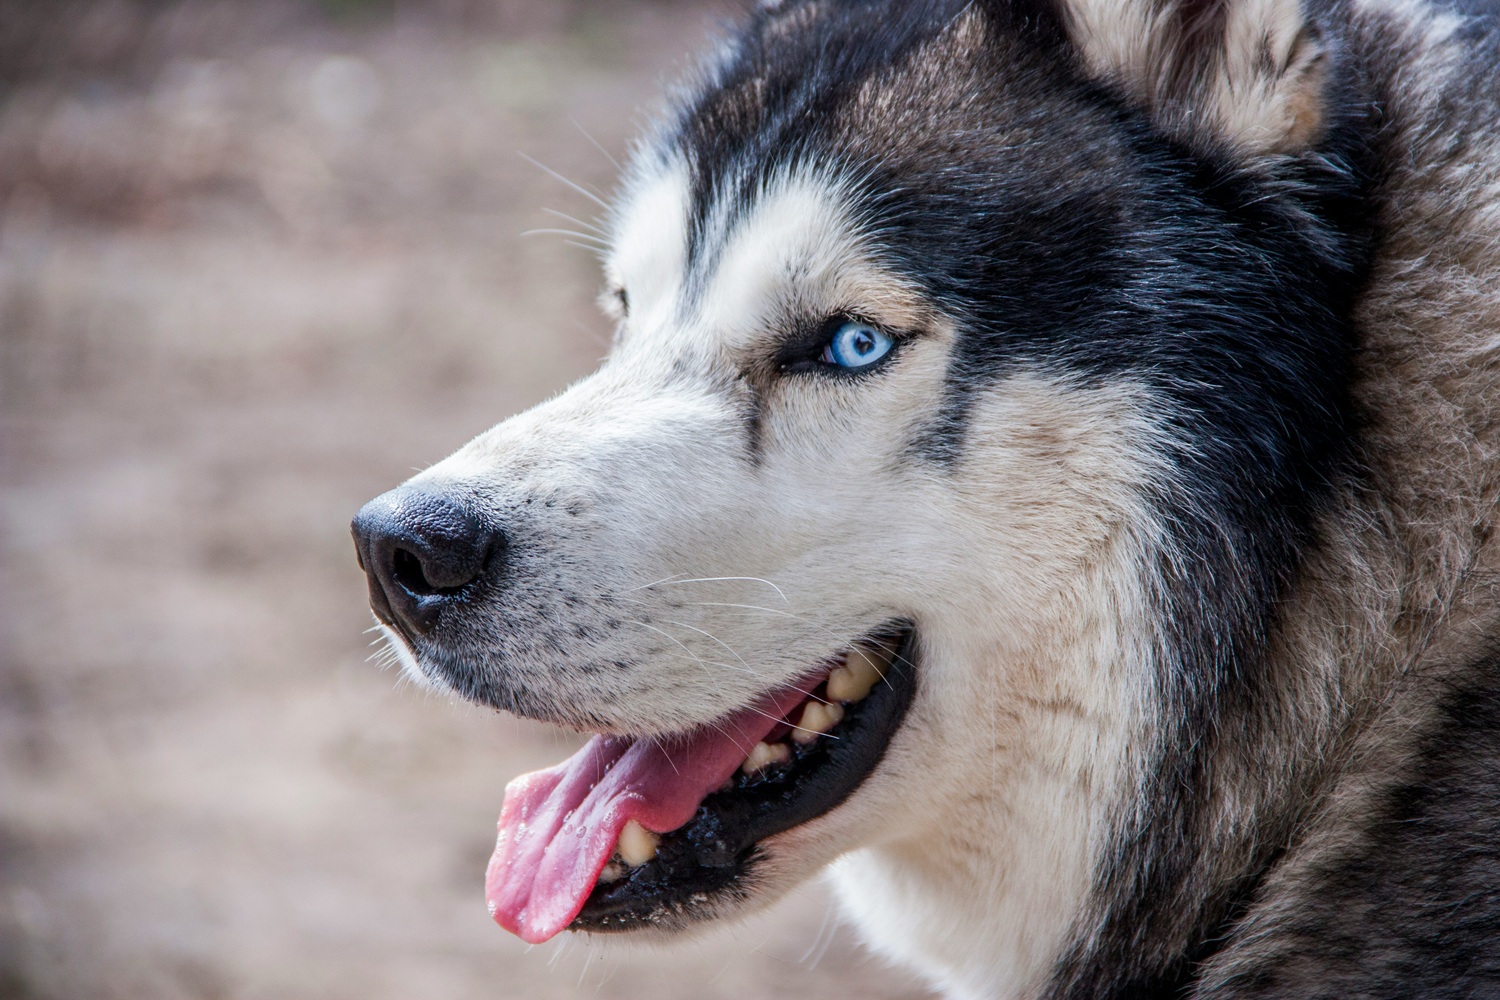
(1058, 0), (1329, 156)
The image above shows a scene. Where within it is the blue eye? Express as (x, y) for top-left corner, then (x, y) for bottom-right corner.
(820, 320), (894, 370)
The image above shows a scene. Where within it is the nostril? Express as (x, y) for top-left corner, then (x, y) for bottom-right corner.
(391, 547), (429, 595)
(391, 545), (471, 598)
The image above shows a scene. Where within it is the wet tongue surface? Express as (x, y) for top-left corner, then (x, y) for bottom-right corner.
(486, 679), (820, 944)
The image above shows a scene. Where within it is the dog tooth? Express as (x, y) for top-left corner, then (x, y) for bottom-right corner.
(741, 740), (792, 774)
(617, 819), (660, 867)
(598, 859), (627, 884)
(792, 700), (845, 744)
(827, 643), (892, 702)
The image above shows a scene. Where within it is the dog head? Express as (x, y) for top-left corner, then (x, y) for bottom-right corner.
(353, 0), (1367, 992)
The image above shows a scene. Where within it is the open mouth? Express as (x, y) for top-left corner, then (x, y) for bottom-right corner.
(485, 624), (917, 943)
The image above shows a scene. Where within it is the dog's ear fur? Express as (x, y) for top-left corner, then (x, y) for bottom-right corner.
(1054, 0), (1329, 155)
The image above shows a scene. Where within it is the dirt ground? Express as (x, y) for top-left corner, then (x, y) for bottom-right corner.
(0, 3), (936, 997)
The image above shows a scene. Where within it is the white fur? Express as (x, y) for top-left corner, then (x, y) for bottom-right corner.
(395, 0), (1353, 991)
(605, 158), (691, 334)
(821, 376), (1170, 999)
(407, 158), (1179, 996)
(375, 0), (1500, 991)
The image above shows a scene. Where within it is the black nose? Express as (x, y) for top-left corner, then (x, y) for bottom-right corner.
(350, 485), (500, 636)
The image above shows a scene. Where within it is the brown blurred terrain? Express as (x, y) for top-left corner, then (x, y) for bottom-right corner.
(0, 3), (935, 997)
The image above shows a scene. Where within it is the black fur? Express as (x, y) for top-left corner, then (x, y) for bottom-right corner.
(655, 0), (1500, 994)
(354, 0), (1500, 988)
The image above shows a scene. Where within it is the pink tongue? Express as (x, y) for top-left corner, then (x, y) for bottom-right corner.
(486, 680), (818, 944)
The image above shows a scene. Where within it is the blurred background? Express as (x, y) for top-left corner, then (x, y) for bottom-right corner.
(0, 1), (935, 997)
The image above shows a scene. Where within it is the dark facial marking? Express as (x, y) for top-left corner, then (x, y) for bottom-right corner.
(661, 2), (1381, 993)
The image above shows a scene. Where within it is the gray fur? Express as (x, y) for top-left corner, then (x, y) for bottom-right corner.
(354, 0), (1500, 993)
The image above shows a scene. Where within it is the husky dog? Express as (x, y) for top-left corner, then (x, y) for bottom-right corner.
(351, 0), (1500, 994)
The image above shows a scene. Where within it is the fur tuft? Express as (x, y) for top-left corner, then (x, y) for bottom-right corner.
(1059, 0), (1330, 154)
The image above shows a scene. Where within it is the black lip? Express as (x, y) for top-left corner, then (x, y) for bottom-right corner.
(570, 624), (918, 933)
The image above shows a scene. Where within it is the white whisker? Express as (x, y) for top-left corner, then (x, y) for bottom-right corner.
(626, 619), (719, 673)
(659, 618), (755, 674)
(520, 152), (609, 209)
(521, 228), (609, 244)
(646, 733), (681, 776)
(643, 576), (789, 602)
(684, 602), (848, 642)
(570, 115), (621, 170)
(542, 206), (608, 235)
(624, 624), (838, 741)
(622, 573), (687, 594)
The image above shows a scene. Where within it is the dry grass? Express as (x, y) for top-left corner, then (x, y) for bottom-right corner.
(0, 3), (934, 997)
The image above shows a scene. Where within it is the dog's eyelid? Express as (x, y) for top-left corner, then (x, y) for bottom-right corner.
(813, 312), (902, 347)
(771, 312), (911, 377)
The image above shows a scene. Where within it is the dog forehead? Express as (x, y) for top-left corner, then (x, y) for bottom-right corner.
(601, 1), (1088, 369)
(610, 160), (897, 355)
(693, 172), (869, 342)
(670, 3), (1040, 195)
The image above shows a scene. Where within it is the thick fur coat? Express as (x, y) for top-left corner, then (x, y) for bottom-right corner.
(351, 0), (1500, 995)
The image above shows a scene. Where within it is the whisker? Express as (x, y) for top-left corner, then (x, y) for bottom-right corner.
(520, 152), (609, 209)
(643, 576), (789, 602)
(542, 206), (607, 235)
(684, 602), (847, 641)
(520, 228), (609, 244)
(614, 601), (831, 695)
(626, 619), (718, 672)
(703, 717), (755, 759)
(622, 573), (687, 594)
(780, 712), (842, 741)
(623, 628), (839, 741)
(570, 115), (621, 170)
(659, 618), (756, 675)
(646, 733), (681, 776)
(624, 617), (742, 669)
